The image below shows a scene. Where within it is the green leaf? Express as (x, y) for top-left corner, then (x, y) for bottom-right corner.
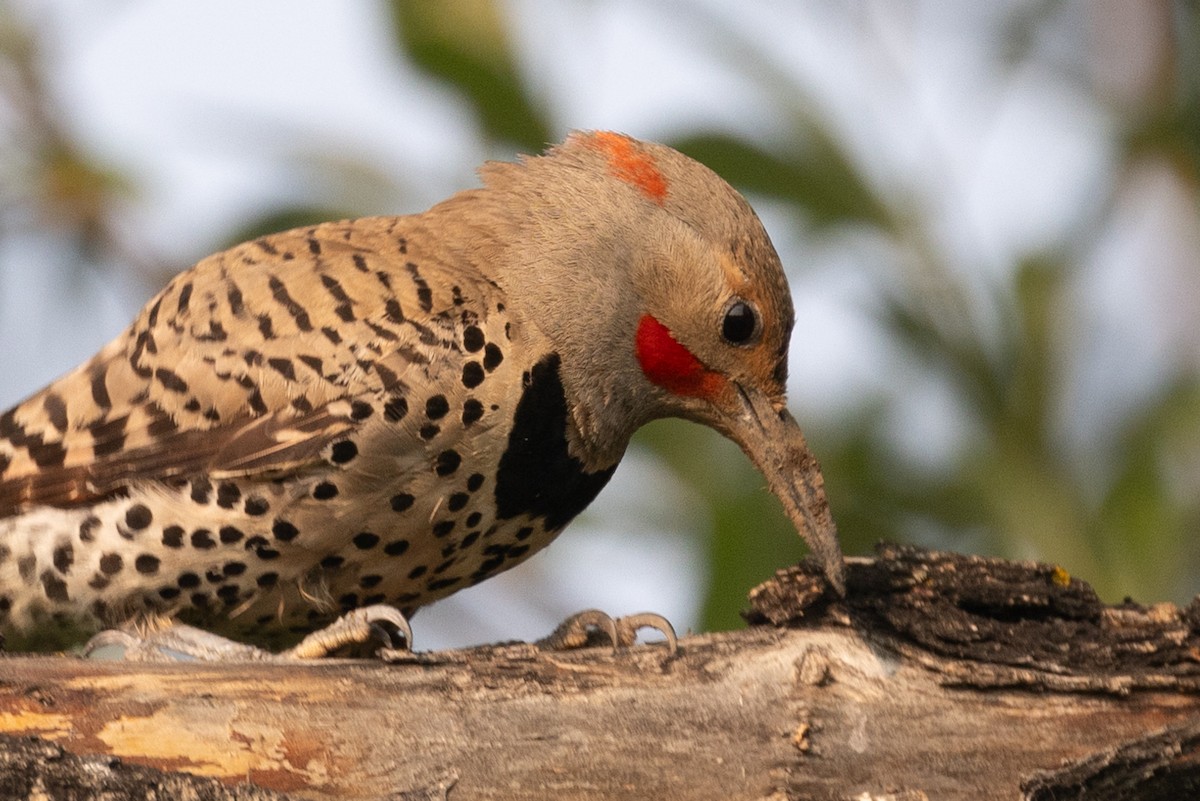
(1095, 379), (1200, 601)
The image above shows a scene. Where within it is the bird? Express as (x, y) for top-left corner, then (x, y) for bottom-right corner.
(0, 131), (843, 657)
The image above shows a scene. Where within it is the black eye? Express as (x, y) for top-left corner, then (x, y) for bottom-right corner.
(721, 300), (758, 345)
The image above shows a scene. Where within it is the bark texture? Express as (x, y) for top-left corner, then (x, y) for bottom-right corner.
(0, 544), (1196, 800)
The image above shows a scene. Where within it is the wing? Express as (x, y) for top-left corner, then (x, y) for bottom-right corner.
(0, 217), (495, 516)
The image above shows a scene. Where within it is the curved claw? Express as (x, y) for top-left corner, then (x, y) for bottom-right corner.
(537, 608), (619, 651)
(613, 612), (678, 655)
(284, 605), (413, 659)
(538, 609), (677, 655)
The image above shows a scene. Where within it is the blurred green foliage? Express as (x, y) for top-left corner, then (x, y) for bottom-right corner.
(2, 1), (1198, 636)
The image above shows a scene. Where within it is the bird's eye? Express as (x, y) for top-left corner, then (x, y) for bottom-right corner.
(721, 300), (759, 345)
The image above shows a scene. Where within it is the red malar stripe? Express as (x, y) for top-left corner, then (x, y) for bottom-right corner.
(635, 315), (724, 398)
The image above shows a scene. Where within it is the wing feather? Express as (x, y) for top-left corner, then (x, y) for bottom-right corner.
(0, 218), (486, 516)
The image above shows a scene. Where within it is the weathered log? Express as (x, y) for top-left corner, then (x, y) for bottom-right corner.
(0, 544), (1196, 800)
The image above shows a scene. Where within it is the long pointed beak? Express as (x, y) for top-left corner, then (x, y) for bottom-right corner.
(720, 384), (845, 596)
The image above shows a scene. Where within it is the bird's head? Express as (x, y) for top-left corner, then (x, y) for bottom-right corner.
(455, 131), (844, 594)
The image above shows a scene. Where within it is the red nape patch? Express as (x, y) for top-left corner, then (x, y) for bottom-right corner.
(635, 315), (725, 398)
(587, 132), (669, 205)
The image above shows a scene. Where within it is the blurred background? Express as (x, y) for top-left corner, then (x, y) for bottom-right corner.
(1, 0), (1197, 649)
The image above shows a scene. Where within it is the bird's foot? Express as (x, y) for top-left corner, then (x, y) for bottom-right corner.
(81, 604), (412, 661)
(82, 623), (272, 662)
(537, 609), (678, 655)
(283, 605), (412, 659)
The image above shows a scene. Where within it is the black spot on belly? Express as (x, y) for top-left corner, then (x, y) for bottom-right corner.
(494, 353), (616, 531)
(41, 570), (69, 602)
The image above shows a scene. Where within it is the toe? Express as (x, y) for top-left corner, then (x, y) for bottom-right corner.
(613, 612), (678, 654)
(81, 630), (141, 660)
(82, 625), (269, 662)
(285, 605), (413, 659)
(360, 604), (414, 651)
(537, 609), (677, 653)
(537, 609), (620, 651)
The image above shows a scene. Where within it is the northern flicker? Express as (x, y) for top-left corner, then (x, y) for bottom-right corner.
(0, 131), (843, 656)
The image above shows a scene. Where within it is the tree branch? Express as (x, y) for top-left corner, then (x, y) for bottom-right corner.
(1, 544), (1197, 800)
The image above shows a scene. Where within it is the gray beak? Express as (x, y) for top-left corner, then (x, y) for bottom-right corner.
(722, 384), (845, 596)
